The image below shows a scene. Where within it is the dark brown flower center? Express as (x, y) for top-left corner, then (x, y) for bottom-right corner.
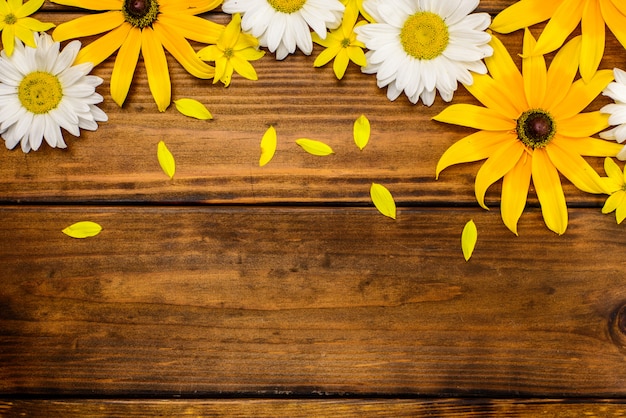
(123, 0), (159, 28)
(516, 109), (556, 149)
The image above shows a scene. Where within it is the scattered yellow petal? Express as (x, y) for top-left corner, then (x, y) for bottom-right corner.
(461, 220), (478, 261)
(353, 114), (370, 150)
(259, 125), (277, 167)
(157, 140), (176, 179)
(370, 183), (396, 219)
(173, 98), (213, 120)
(62, 221), (102, 239)
(295, 138), (334, 156)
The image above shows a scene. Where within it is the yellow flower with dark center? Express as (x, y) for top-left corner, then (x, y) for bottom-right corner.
(312, 10), (366, 79)
(435, 30), (623, 235)
(0, 0), (54, 56)
(197, 13), (264, 87)
(51, 0), (224, 112)
(491, 0), (626, 83)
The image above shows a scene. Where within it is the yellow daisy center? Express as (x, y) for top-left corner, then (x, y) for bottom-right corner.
(123, 0), (159, 28)
(400, 11), (449, 60)
(4, 13), (17, 25)
(267, 0), (306, 14)
(516, 109), (556, 149)
(18, 71), (63, 114)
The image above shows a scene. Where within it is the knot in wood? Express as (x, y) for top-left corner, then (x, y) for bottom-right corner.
(609, 303), (626, 351)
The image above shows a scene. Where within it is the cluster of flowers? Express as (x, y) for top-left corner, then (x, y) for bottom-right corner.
(3, 0), (626, 235)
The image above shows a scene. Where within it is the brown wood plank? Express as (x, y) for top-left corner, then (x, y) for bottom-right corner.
(1, 398), (625, 417)
(2, 205), (626, 397)
(0, 11), (622, 206)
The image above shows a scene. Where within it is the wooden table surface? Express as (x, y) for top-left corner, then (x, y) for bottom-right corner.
(2, 1), (626, 416)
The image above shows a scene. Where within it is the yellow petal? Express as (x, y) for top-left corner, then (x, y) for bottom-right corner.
(231, 54), (259, 81)
(314, 44), (341, 67)
(259, 125), (277, 167)
(110, 26), (141, 108)
(532, 148), (568, 235)
(173, 98), (213, 120)
(461, 220), (477, 261)
(604, 157), (623, 185)
(603, 191), (625, 214)
(501, 153), (532, 235)
(522, 28), (546, 108)
(474, 139), (525, 209)
(545, 140), (609, 194)
(370, 183), (396, 219)
(157, 140), (176, 179)
(602, 0), (626, 50)
(13, 23), (36, 47)
(543, 36), (581, 110)
(555, 135), (622, 157)
(156, 12), (223, 44)
(484, 34), (527, 108)
(436, 131), (513, 178)
(16, 0), (45, 17)
(491, 0), (558, 33)
(75, 23), (130, 66)
(333, 49), (350, 79)
(142, 27), (171, 112)
(353, 114), (370, 150)
(16, 17), (54, 32)
(532, 0), (584, 56)
(558, 111), (609, 138)
(616, 198), (626, 223)
(52, 10), (123, 42)
(153, 21), (215, 79)
(2, 24), (15, 56)
(433, 103), (515, 131)
(347, 45), (367, 67)
(295, 138), (334, 156)
(50, 0), (122, 10)
(579, 0), (605, 83)
(62, 221), (102, 239)
(550, 69), (614, 120)
(464, 73), (522, 119)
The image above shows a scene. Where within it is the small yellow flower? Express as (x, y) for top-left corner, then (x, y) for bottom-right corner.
(0, 0), (54, 56)
(197, 13), (264, 87)
(602, 157), (626, 223)
(312, 13), (366, 79)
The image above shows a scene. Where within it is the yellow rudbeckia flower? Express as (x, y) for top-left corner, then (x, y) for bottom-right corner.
(491, 0), (626, 83)
(197, 13), (264, 87)
(0, 0), (54, 56)
(51, 0), (224, 112)
(435, 30), (623, 235)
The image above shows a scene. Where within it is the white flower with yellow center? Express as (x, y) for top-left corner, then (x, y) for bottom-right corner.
(223, 0), (345, 60)
(0, 32), (107, 153)
(355, 0), (493, 106)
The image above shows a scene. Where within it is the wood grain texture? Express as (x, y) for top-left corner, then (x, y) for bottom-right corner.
(2, 399), (626, 417)
(2, 206), (626, 397)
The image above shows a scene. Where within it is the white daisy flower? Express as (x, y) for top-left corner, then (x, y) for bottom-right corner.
(223, 0), (345, 60)
(355, 0), (493, 106)
(601, 68), (626, 161)
(0, 32), (107, 153)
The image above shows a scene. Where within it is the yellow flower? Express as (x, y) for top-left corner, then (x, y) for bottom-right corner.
(602, 157), (626, 223)
(0, 0), (54, 56)
(51, 0), (223, 112)
(197, 13), (264, 87)
(491, 0), (626, 83)
(312, 11), (366, 79)
(435, 30), (623, 235)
